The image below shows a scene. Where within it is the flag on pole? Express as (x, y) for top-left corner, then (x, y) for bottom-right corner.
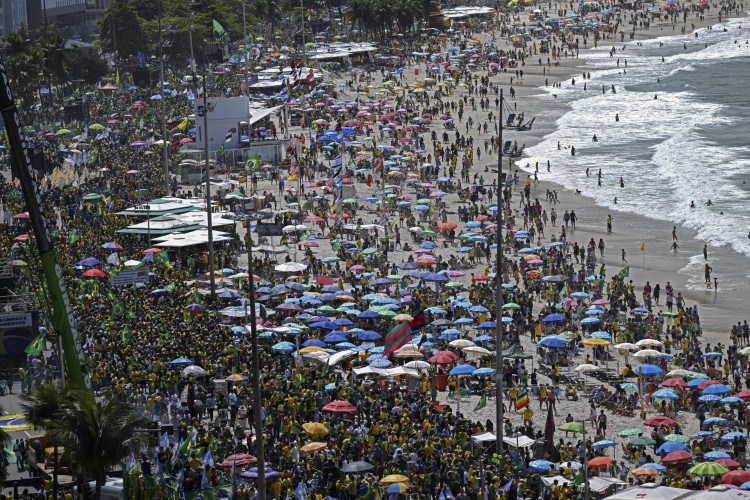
(616, 266), (630, 279)
(473, 393), (487, 411)
(383, 322), (411, 355)
(24, 331), (46, 356)
(201, 469), (209, 489)
(202, 450), (214, 467)
(160, 432), (170, 448)
(177, 117), (189, 131)
(212, 19), (225, 37)
(245, 157), (260, 172)
(409, 310), (426, 334)
(543, 403), (556, 459)
(514, 388), (529, 410)
(293, 480), (307, 500)
(640, 243), (646, 252)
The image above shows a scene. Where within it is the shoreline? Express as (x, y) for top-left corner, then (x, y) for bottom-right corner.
(485, 9), (750, 338)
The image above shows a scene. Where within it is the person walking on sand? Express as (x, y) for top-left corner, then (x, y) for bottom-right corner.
(705, 263), (713, 288)
(621, 249), (627, 265)
(669, 241), (679, 253)
(672, 226), (678, 241)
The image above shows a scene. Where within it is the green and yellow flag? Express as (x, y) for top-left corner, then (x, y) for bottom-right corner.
(177, 117), (189, 131)
(473, 393), (487, 411)
(212, 19), (225, 38)
(25, 331), (46, 356)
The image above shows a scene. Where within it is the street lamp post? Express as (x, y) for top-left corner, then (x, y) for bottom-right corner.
(197, 71), (217, 301)
(495, 89), (505, 454)
(159, 15), (170, 195)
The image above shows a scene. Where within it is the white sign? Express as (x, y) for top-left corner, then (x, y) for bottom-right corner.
(0, 313), (32, 329)
(110, 268), (150, 286)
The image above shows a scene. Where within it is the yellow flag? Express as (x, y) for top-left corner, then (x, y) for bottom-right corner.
(115, 70), (120, 86)
(640, 243), (645, 252)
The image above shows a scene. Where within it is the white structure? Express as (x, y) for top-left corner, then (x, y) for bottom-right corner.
(193, 97), (283, 152)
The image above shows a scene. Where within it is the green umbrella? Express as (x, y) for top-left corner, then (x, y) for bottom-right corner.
(88, 123), (105, 131)
(445, 282), (464, 289)
(361, 248), (379, 255)
(688, 461), (728, 476)
(420, 230), (436, 237)
(659, 311), (677, 318)
(629, 436), (656, 446)
(56, 128), (72, 135)
(502, 303), (521, 310)
(617, 428), (643, 438)
(558, 422), (584, 433)
(256, 36), (265, 41)
(387, 275), (402, 281)
(82, 193), (102, 201)
(416, 199), (431, 204)
(663, 434), (690, 443)
(318, 305), (337, 312)
(342, 199), (357, 205)
(688, 372), (709, 379)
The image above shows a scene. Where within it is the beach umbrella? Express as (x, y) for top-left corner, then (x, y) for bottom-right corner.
(651, 389), (679, 400)
(591, 440), (617, 450)
(723, 470), (750, 485)
(636, 339), (663, 348)
(688, 462), (729, 476)
(538, 337), (567, 349)
(219, 454), (257, 467)
(642, 463), (667, 472)
(663, 434), (690, 443)
(721, 432), (748, 442)
(182, 365), (206, 378)
(634, 364), (663, 376)
(662, 450), (693, 463)
(529, 460), (554, 472)
(558, 422), (584, 433)
(169, 357), (192, 366)
(271, 341), (295, 353)
(715, 459), (742, 470)
(705, 451), (732, 460)
(380, 475), (409, 486)
(644, 416), (676, 428)
(543, 313), (565, 323)
(341, 461), (375, 474)
(449, 364), (476, 376)
(703, 384), (731, 395)
(629, 436), (656, 446)
(617, 428), (642, 438)
(322, 400), (358, 415)
(657, 441), (689, 454)
(661, 377), (688, 388)
(588, 457), (613, 469)
(302, 422), (329, 437)
(631, 468), (659, 478)
(225, 374), (248, 382)
(241, 467), (280, 478)
(703, 417), (728, 426)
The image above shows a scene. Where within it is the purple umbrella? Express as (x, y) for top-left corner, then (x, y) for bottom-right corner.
(240, 467), (279, 479)
(130, 140), (146, 147)
(76, 257), (100, 267)
(276, 303), (302, 311)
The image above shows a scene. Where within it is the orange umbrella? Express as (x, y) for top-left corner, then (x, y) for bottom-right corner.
(438, 223), (457, 231)
(588, 457), (613, 469)
(143, 248), (161, 254)
(300, 442), (327, 454)
(631, 467), (658, 477)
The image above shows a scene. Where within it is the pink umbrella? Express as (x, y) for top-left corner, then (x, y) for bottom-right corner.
(592, 299), (610, 305)
(349, 265), (366, 271)
(446, 270), (465, 278)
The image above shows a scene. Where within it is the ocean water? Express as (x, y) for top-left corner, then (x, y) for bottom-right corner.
(522, 17), (750, 293)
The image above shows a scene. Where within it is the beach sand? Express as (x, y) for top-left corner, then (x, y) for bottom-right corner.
(227, 3), (745, 446)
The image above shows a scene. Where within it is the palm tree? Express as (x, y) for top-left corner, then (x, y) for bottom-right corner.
(28, 388), (150, 499)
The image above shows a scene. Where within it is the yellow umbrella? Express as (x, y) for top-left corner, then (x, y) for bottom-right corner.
(300, 442), (327, 454)
(299, 346), (327, 353)
(581, 338), (611, 347)
(381, 474), (409, 485)
(302, 422), (329, 437)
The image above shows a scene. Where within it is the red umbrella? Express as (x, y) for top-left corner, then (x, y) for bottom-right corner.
(716, 470), (750, 486)
(588, 457), (613, 469)
(315, 276), (334, 285)
(142, 248), (162, 255)
(715, 459), (741, 471)
(82, 269), (107, 278)
(735, 389), (750, 400)
(722, 469), (750, 485)
(428, 351), (459, 364)
(415, 258), (437, 266)
(644, 416), (676, 428)
(437, 222), (457, 231)
(13, 234), (29, 242)
(661, 377), (688, 388)
(322, 400), (358, 415)
(661, 450), (692, 463)
(472, 274), (490, 282)
(219, 454), (257, 468)
(305, 215), (324, 222)
(13, 213), (29, 219)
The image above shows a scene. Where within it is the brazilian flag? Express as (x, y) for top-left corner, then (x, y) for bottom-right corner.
(25, 332), (46, 356)
(120, 327), (131, 342)
(212, 19), (225, 38)
(473, 393), (487, 412)
(245, 158), (259, 172)
(111, 302), (124, 316)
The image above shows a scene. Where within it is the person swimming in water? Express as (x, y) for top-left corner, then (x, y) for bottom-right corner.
(705, 200), (713, 206)
(690, 201), (696, 208)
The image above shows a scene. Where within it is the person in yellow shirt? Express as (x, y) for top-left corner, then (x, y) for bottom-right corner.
(523, 405), (534, 424)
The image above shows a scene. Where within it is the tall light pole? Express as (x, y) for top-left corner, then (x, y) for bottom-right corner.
(187, 0), (196, 73)
(242, 0), (249, 96)
(495, 88), (505, 454)
(159, 15), (170, 195)
(198, 68), (217, 301)
(246, 241), (266, 499)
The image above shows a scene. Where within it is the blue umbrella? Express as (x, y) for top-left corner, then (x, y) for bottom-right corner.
(449, 364), (476, 376)
(591, 440), (617, 450)
(721, 396), (742, 404)
(424, 273), (449, 282)
(704, 451), (731, 460)
(642, 463), (667, 471)
(702, 384), (731, 395)
(324, 333), (348, 344)
(169, 357), (193, 366)
(76, 257), (100, 267)
(693, 431), (715, 438)
(474, 368), (496, 377)
(543, 313), (565, 323)
(272, 341), (295, 353)
(334, 318), (355, 327)
(703, 417), (728, 426)
(302, 339), (326, 348)
(538, 337), (567, 349)
(477, 321), (497, 330)
(591, 331), (611, 340)
(656, 441), (688, 454)
(358, 331), (381, 341)
(371, 360), (392, 368)
(651, 389), (679, 400)
(698, 395), (721, 403)
(721, 431), (748, 441)
(529, 460), (554, 472)
(580, 317), (601, 325)
(634, 364), (663, 376)
(687, 379), (705, 388)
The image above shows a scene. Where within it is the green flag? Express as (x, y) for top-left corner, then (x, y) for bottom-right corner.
(616, 266), (630, 280)
(25, 331), (46, 356)
(212, 19), (225, 37)
(120, 326), (131, 342)
(473, 393), (487, 411)
(111, 302), (124, 316)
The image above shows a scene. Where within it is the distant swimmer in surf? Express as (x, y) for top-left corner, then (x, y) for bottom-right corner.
(690, 201), (696, 208)
(654, 95), (658, 99)
(705, 200), (714, 206)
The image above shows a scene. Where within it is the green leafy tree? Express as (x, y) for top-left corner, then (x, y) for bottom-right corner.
(67, 47), (109, 85)
(98, 0), (145, 60)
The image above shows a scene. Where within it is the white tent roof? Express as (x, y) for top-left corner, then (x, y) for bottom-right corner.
(604, 483), (694, 500)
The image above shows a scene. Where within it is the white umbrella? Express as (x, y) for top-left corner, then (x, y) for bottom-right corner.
(182, 365), (206, 377)
(408, 226), (422, 233)
(328, 350), (357, 366)
(462, 346), (492, 356)
(633, 349), (662, 358)
(403, 360), (430, 369)
(636, 339), (663, 348)
(574, 364), (600, 372)
(275, 262), (308, 273)
(613, 343), (638, 351)
(449, 339), (475, 348)
(302, 352), (330, 365)
(282, 225), (298, 233)
(666, 369), (692, 377)
(739, 347), (750, 356)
